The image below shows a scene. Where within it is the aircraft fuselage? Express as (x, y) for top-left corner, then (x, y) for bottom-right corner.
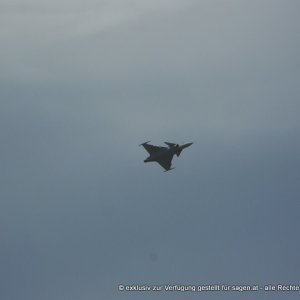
(144, 143), (193, 162)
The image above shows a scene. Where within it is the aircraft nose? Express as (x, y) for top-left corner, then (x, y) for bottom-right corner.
(185, 142), (193, 148)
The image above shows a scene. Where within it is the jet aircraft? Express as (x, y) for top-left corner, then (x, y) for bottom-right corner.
(140, 141), (193, 171)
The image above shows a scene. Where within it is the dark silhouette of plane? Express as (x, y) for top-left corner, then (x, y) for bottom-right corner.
(140, 141), (193, 171)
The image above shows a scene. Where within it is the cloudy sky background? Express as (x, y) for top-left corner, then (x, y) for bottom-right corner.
(1, 0), (300, 299)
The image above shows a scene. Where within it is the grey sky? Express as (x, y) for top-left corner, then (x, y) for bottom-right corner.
(1, 0), (300, 299)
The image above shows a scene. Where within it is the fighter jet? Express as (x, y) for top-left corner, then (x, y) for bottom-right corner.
(140, 141), (193, 171)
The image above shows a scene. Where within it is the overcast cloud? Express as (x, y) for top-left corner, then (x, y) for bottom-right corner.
(1, 0), (300, 299)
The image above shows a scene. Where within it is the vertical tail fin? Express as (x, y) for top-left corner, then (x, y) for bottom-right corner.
(164, 142), (176, 148)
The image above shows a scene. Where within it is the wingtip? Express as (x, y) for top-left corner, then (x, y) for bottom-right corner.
(164, 167), (175, 172)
